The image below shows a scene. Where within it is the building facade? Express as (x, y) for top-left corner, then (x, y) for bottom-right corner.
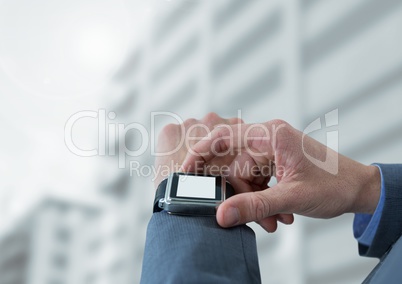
(103, 0), (402, 283)
(0, 198), (134, 284)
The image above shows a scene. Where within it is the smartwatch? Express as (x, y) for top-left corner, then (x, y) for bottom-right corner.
(153, 172), (235, 216)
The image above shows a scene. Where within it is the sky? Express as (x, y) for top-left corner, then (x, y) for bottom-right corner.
(0, 0), (152, 232)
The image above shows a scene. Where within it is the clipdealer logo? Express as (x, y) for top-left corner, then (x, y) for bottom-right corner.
(302, 109), (339, 175)
(64, 109), (340, 175)
(64, 109), (185, 168)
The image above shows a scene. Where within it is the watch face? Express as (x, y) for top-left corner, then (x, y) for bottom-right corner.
(169, 173), (222, 201)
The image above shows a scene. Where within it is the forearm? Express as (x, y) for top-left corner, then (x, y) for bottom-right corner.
(350, 163), (381, 214)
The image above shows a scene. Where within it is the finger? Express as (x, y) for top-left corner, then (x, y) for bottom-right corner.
(257, 216), (278, 233)
(201, 112), (225, 130)
(226, 175), (270, 195)
(257, 214), (293, 232)
(183, 118), (199, 129)
(226, 152), (259, 181)
(181, 126), (232, 172)
(257, 213), (294, 233)
(250, 175), (271, 190)
(181, 124), (274, 172)
(276, 213), (294, 225)
(227, 117), (244, 125)
(216, 184), (290, 227)
(225, 177), (253, 194)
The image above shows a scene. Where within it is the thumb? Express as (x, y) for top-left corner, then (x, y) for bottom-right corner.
(217, 184), (288, 227)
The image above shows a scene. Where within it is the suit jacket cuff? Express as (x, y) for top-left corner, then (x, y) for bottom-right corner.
(358, 164), (402, 258)
(141, 212), (261, 283)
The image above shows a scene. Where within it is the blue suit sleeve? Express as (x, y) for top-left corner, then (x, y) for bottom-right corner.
(354, 164), (402, 258)
(140, 212), (261, 284)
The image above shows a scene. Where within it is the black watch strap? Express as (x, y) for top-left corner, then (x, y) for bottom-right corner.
(153, 178), (168, 213)
(226, 182), (235, 198)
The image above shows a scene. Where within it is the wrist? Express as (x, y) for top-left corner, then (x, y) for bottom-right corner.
(354, 165), (381, 214)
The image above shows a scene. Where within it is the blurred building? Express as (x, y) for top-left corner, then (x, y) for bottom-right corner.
(102, 0), (402, 283)
(0, 197), (135, 284)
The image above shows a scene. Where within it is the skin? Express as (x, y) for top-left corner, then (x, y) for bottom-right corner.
(154, 113), (243, 186)
(155, 113), (381, 233)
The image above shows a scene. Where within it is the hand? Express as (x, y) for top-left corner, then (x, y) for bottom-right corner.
(153, 113), (243, 188)
(181, 119), (381, 232)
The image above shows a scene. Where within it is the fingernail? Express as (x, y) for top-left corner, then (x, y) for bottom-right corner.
(224, 207), (240, 226)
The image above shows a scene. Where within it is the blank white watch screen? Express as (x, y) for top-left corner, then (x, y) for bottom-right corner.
(176, 175), (216, 199)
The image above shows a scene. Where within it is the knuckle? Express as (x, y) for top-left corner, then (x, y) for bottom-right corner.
(160, 123), (179, 137)
(229, 117), (244, 124)
(184, 118), (197, 127)
(267, 119), (295, 142)
(251, 194), (270, 221)
(269, 119), (289, 128)
(203, 112), (220, 123)
(215, 125), (230, 137)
